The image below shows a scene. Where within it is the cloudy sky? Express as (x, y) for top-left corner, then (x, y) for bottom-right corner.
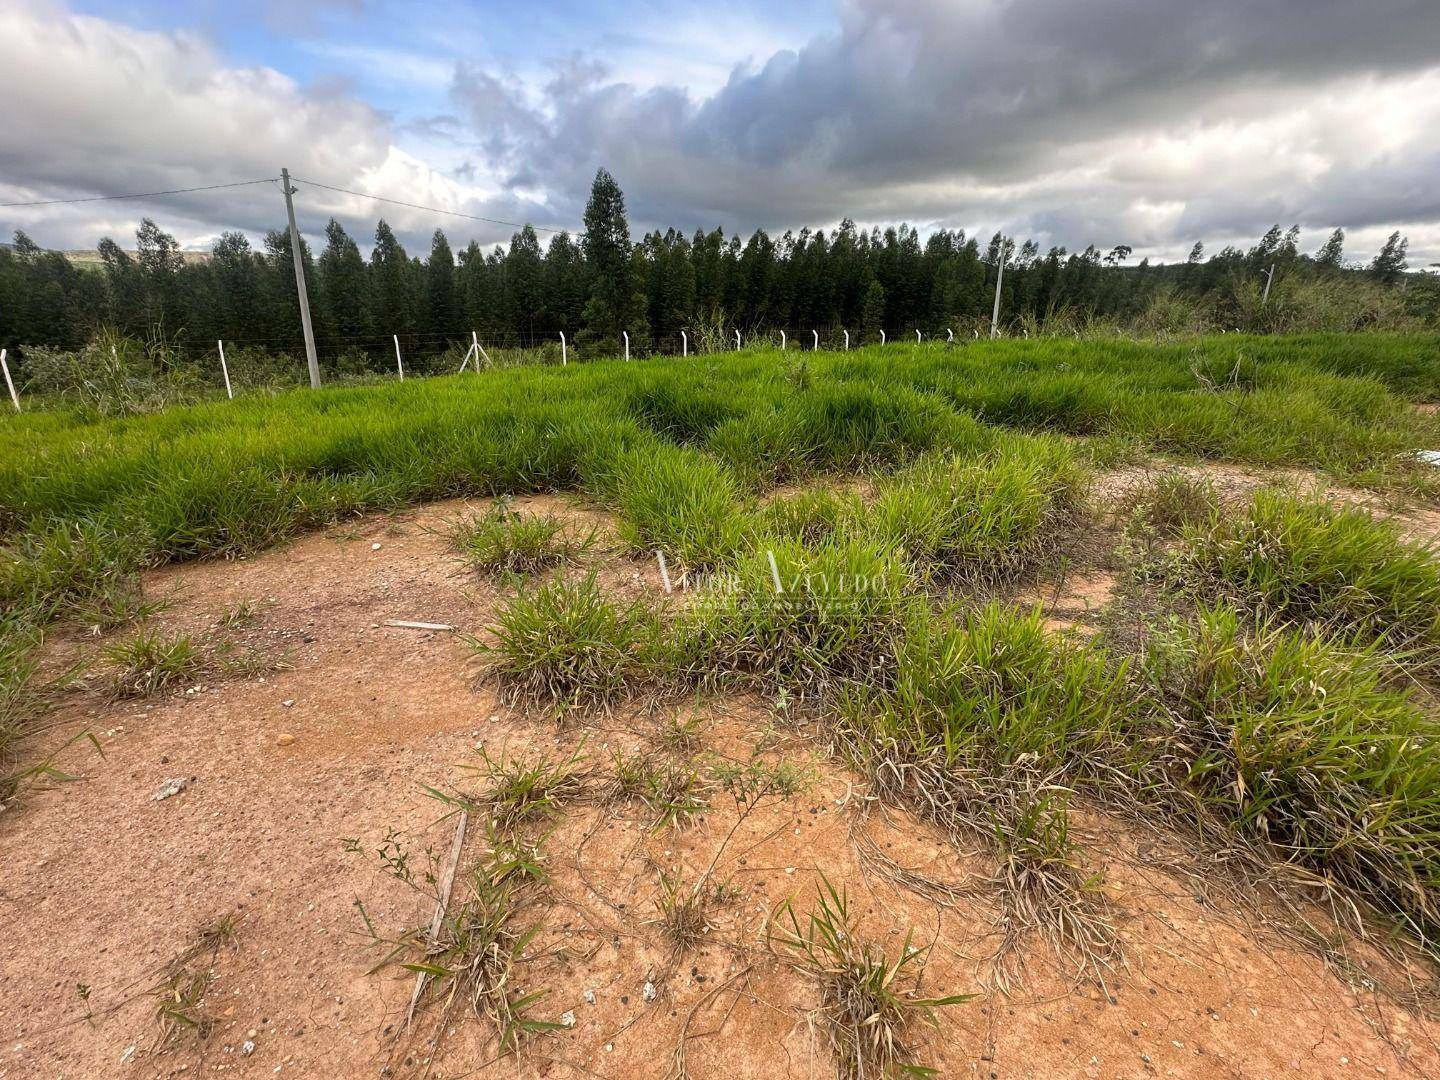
(2, 0), (1439, 266)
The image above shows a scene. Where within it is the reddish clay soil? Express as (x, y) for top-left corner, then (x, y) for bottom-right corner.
(4, 486), (1440, 1079)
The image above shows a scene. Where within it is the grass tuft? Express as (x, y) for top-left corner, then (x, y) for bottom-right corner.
(104, 629), (201, 700)
(149, 915), (239, 1049)
(1167, 490), (1440, 663)
(455, 744), (588, 833)
(452, 502), (593, 577)
(1140, 604), (1440, 942)
(606, 748), (710, 829)
(770, 875), (971, 1078)
(474, 574), (667, 715)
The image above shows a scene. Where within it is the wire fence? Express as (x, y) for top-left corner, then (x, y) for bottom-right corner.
(0, 165), (1013, 412)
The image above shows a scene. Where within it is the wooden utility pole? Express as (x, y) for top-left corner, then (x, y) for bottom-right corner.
(280, 168), (321, 388)
(1261, 263), (1276, 306)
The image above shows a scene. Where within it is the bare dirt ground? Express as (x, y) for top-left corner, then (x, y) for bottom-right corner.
(5, 477), (1440, 1079)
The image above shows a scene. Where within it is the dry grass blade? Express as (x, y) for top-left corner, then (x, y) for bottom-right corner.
(149, 914), (240, 1049)
(864, 747), (1117, 990)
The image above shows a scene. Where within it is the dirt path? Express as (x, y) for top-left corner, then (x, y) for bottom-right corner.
(4, 490), (1439, 1078)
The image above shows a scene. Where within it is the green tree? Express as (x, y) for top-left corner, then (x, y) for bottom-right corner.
(317, 219), (369, 342)
(580, 168), (646, 350)
(1370, 231), (1409, 285)
(210, 231), (265, 341)
(860, 277), (886, 341)
(1315, 228), (1345, 271)
(542, 231), (588, 332)
(368, 220), (415, 336)
(424, 229), (459, 339)
(503, 225), (544, 341)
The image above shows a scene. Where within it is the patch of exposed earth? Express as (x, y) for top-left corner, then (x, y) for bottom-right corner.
(4, 483), (1439, 1079)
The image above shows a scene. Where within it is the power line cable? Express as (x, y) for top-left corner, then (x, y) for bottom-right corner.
(3, 173), (570, 237)
(289, 177), (568, 235)
(0, 177), (278, 208)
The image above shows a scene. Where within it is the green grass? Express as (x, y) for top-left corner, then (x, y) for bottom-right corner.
(7, 331), (1440, 966)
(454, 744), (589, 832)
(862, 602), (1131, 770)
(452, 504), (593, 577)
(769, 875), (972, 1078)
(103, 629), (202, 700)
(863, 435), (1086, 586)
(611, 443), (748, 569)
(689, 536), (912, 699)
(1140, 605), (1440, 941)
(474, 574), (670, 715)
(1167, 490), (1440, 662)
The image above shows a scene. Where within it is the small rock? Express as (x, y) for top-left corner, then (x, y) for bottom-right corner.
(277, 734), (295, 747)
(559, 1011), (576, 1028)
(241, 1041), (256, 1056)
(583, 988), (596, 1005)
(281, 699), (295, 708)
(120, 1044), (136, 1063)
(371, 542), (382, 551)
(152, 777), (188, 801)
(642, 981), (657, 1002)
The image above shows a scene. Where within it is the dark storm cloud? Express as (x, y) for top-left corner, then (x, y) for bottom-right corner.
(450, 0), (1440, 255)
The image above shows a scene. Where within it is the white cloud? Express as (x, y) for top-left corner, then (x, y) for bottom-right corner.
(3, 0), (1440, 268)
(0, 0), (536, 251)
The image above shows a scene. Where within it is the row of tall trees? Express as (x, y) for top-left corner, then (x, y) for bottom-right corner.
(0, 169), (1423, 362)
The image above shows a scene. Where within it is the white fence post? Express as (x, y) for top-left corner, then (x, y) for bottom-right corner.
(915, 329), (922, 344)
(947, 329), (954, 343)
(1, 349), (19, 411)
(559, 331), (567, 366)
(780, 330), (786, 351)
(217, 340), (233, 399)
(879, 329), (886, 346)
(623, 330), (630, 361)
(812, 329), (819, 350)
(393, 334), (404, 380)
(843, 329), (849, 351)
(681, 330), (688, 357)
(734, 329), (741, 351)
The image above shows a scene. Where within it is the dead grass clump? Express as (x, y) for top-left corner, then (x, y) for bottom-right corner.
(864, 748), (1118, 986)
(987, 786), (1116, 985)
(149, 914), (239, 1049)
